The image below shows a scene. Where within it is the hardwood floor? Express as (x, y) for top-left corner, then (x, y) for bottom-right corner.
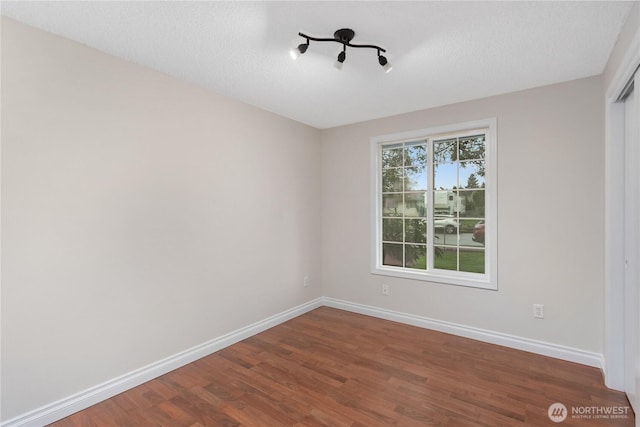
(50, 307), (633, 426)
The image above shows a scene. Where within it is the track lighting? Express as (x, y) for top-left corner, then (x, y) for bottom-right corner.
(292, 28), (391, 72)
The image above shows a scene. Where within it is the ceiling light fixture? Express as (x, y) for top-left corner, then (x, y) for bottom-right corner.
(291, 28), (391, 72)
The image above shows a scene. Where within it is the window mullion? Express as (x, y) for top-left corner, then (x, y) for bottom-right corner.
(402, 143), (406, 269)
(427, 137), (434, 272)
(455, 137), (460, 272)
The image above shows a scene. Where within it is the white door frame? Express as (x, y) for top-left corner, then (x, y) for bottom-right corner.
(604, 33), (640, 391)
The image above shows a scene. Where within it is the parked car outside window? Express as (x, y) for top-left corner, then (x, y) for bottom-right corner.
(434, 216), (458, 234)
(472, 220), (485, 244)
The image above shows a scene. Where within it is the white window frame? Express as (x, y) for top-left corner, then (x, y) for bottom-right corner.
(370, 118), (497, 290)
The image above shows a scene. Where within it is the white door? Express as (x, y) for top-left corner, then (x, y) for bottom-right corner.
(623, 73), (639, 415)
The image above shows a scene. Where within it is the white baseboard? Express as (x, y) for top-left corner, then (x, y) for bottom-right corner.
(3, 296), (605, 427)
(323, 297), (604, 369)
(1, 298), (324, 427)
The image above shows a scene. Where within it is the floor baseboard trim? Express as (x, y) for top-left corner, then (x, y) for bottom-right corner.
(3, 296), (604, 426)
(1, 297), (324, 427)
(323, 297), (604, 369)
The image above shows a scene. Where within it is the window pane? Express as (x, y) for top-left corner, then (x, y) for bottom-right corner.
(434, 215), (458, 235)
(404, 143), (427, 166)
(433, 138), (456, 163)
(382, 169), (404, 192)
(405, 245), (426, 270)
(459, 163), (485, 189)
(458, 190), (485, 218)
(382, 218), (403, 242)
(382, 145), (403, 168)
(404, 193), (426, 217)
(405, 167), (427, 191)
(470, 219), (485, 246)
(434, 246), (457, 271)
(459, 248), (485, 273)
(459, 219), (485, 248)
(434, 162), (457, 190)
(405, 218), (426, 243)
(458, 135), (485, 161)
(434, 218), (458, 249)
(383, 243), (403, 267)
(434, 190), (464, 216)
(382, 194), (403, 217)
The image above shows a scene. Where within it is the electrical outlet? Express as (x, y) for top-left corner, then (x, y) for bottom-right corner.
(533, 304), (544, 319)
(382, 284), (390, 296)
(303, 276), (310, 287)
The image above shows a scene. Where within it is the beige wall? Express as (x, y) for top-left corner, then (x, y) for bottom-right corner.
(1, 8), (626, 422)
(321, 76), (604, 352)
(1, 18), (322, 421)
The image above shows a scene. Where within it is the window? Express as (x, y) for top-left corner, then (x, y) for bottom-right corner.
(371, 119), (497, 289)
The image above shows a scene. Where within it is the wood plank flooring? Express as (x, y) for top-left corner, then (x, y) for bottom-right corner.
(50, 307), (633, 426)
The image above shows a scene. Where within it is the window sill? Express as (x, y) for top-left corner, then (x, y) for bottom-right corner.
(371, 265), (497, 290)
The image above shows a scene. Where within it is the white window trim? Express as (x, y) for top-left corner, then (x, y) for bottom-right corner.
(370, 118), (497, 290)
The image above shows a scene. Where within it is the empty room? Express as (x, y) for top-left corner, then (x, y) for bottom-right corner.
(2, 1), (640, 426)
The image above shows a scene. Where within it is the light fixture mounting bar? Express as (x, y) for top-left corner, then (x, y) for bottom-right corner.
(297, 29), (386, 53)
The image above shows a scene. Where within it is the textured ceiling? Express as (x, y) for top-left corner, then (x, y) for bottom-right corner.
(1, 1), (634, 129)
